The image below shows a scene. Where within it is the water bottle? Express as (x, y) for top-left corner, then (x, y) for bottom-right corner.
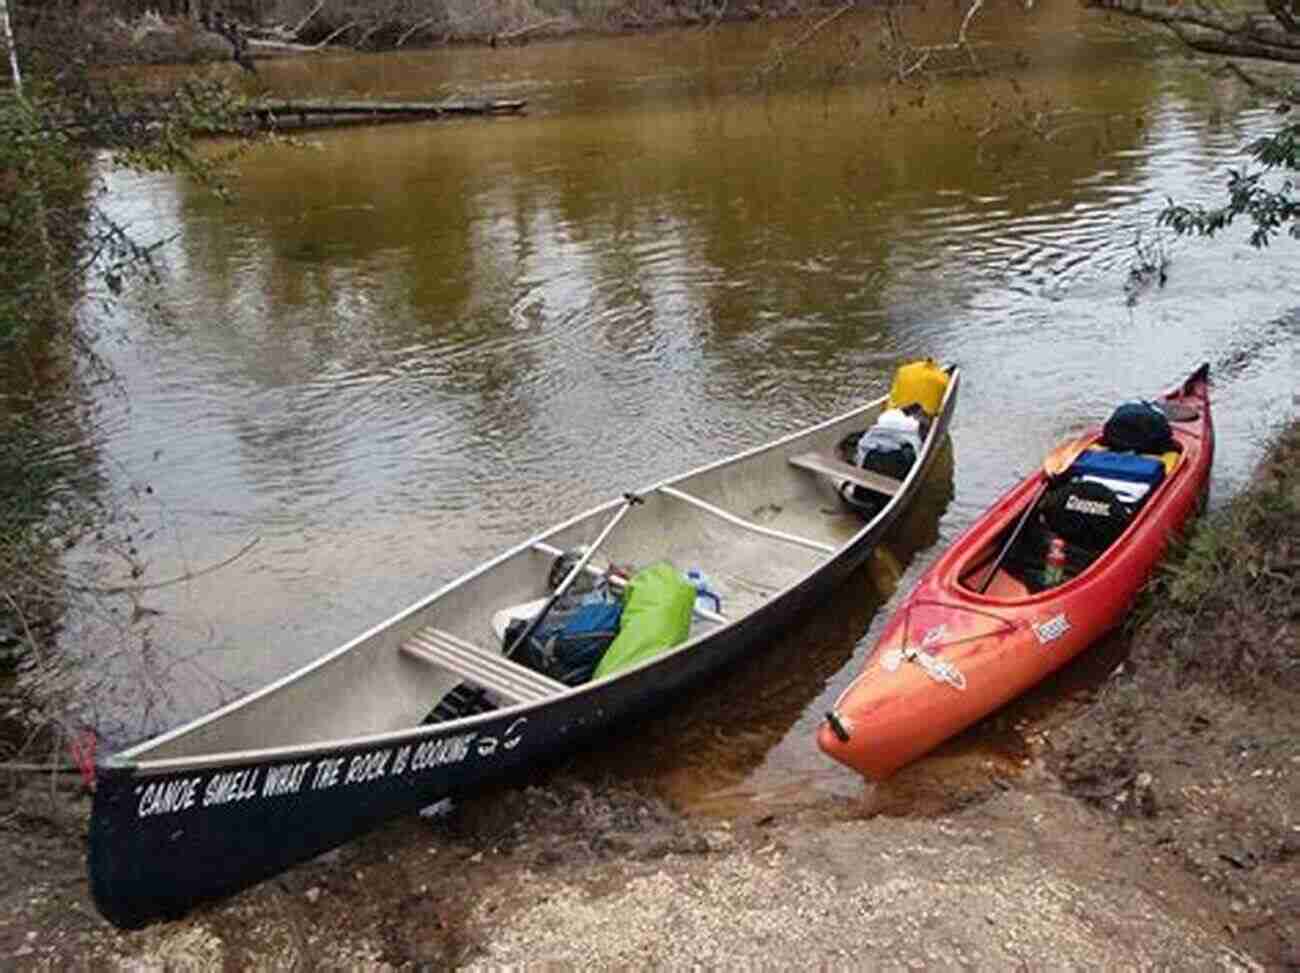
(1043, 536), (1067, 588)
(685, 569), (722, 615)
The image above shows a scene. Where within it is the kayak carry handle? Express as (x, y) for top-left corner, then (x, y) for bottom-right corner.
(825, 711), (851, 743)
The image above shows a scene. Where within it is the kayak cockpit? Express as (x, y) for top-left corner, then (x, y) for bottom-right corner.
(957, 411), (1191, 599)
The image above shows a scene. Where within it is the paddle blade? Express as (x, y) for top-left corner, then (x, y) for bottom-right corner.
(1042, 433), (1094, 479)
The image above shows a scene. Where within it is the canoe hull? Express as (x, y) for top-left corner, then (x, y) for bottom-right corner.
(90, 584), (816, 928)
(818, 365), (1212, 782)
(90, 370), (959, 928)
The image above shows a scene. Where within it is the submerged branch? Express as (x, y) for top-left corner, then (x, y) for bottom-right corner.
(498, 18), (563, 42)
(0, 761), (80, 774)
(884, 0), (988, 82)
(64, 536), (261, 597)
(957, 0), (986, 47)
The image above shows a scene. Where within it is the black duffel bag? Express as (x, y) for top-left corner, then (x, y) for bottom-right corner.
(1041, 478), (1133, 551)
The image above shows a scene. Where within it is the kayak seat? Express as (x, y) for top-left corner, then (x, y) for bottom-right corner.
(998, 445), (1179, 594)
(981, 568), (1031, 599)
(401, 626), (568, 704)
(999, 516), (1102, 593)
(787, 450), (903, 498)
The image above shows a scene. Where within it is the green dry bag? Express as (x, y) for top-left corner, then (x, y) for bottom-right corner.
(592, 562), (695, 679)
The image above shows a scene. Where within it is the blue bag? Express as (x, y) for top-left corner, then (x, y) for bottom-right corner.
(505, 598), (623, 687)
(1069, 450), (1166, 486)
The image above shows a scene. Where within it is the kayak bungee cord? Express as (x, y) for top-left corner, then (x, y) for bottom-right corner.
(879, 646), (967, 691)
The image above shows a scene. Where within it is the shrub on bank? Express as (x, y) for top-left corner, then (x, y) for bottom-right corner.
(0, 11), (257, 765)
(1133, 421), (1299, 693)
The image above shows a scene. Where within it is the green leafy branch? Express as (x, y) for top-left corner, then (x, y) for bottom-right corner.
(1160, 121), (1300, 247)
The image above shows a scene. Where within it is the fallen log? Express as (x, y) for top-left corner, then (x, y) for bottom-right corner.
(243, 98), (527, 130)
(246, 38), (325, 55)
(494, 17), (564, 45)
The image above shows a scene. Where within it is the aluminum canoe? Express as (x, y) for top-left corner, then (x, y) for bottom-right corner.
(89, 367), (960, 928)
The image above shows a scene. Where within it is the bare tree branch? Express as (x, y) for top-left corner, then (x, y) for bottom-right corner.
(1264, 0), (1299, 36)
(62, 536), (261, 597)
(292, 0), (328, 37)
(757, 1), (855, 78)
(1217, 59), (1296, 98)
(0, 0), (21, 92)
(316, 20), (359, 49)
(1086, 0), (1300, 64)
(396, 17), (437, 48)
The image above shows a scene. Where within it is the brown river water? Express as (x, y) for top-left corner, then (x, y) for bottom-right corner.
(72, 5), (1297, 813)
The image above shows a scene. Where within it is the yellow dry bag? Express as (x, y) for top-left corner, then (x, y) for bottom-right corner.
(888, 359), (948, 416)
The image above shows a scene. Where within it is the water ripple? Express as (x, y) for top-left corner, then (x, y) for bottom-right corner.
(78, 34), (1300, 743)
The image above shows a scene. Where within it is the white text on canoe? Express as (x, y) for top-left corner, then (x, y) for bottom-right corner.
(134, 720), (526, 819)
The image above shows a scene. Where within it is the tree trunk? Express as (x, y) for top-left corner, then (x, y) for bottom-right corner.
(0, 0), (58, 320)
(0, 0), (22, 93)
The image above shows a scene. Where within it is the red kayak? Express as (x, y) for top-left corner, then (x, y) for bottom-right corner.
(818, 364), (1213, 781)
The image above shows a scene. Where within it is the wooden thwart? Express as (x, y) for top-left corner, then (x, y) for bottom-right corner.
(658, 486), (836, 555)
(401, 626), (566, 703)
(788, 450), (903, 497)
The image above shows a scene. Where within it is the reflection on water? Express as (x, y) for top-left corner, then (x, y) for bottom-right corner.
(77, 7), (1298, 811)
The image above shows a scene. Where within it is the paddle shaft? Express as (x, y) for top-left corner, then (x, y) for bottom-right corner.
(977, 478), (1048, 595)
(975, 430), (1093, 595)
(503, 492), (643, 659)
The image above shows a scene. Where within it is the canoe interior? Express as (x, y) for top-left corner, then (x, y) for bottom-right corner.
(117, 391), (922, 766)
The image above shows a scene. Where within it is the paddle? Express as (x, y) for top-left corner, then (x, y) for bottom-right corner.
(1042, 432), (1094, 479)
(503, 492), (644, 660)
(977, 432), (1093, 594)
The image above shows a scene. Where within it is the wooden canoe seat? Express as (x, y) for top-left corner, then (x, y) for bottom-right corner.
(401, 626), (567, 704)
(788, 450), (903, 498)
